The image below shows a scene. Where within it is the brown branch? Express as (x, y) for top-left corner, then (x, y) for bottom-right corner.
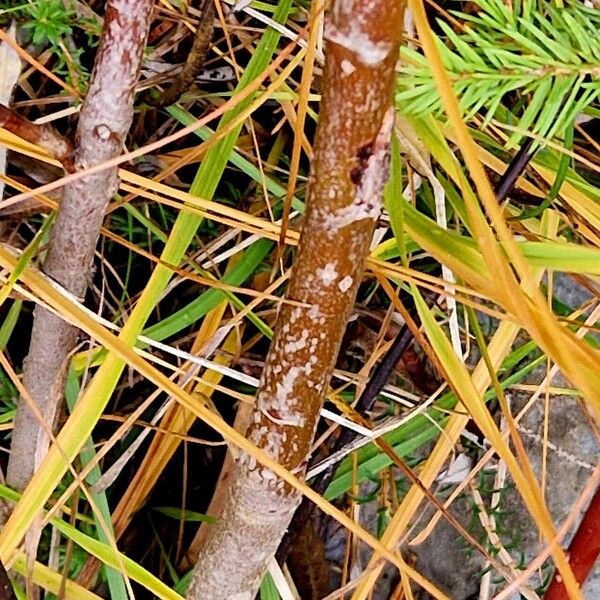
(0, 105), (74, 172)
(186, 2), (404, 598)
(145, 0), (215, 107)
(6, 0), (153, 493)
(544, 484), (600, 600)
(279, 137), (542, 564)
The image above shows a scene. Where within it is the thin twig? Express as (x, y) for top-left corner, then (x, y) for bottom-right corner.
(145, 0), (215, 108)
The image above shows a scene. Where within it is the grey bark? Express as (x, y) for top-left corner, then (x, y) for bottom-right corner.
(7, 0), (154, 491)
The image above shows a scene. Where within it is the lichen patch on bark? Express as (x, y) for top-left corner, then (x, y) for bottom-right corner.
(317, 262), (339, 285)
(325, 22), (392, 66)
(338, 275), (354, 292)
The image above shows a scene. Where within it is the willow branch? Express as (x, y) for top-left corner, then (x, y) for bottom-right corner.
(6, 0), (153, 492)
(186, 1), (404, 598)
(0, 105), (74, 172)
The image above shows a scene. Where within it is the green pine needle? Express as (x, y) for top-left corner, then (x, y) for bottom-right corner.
(397, 0), (600, 147)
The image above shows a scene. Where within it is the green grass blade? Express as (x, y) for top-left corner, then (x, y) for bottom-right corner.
(64, 368), (128, 600)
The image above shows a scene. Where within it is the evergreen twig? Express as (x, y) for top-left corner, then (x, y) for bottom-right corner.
(398, 0), (600, 147)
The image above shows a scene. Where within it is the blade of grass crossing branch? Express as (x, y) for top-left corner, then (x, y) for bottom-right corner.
(64, 368), (128, 600)
(0, 0), (293, 561)
(0, 246), (449, 599)
(352, 215), (561, 599)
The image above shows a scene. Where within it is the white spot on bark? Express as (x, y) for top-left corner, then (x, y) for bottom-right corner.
(257, 367), (305, 428)
(266, 430), (286, 454)
(275, 367), (301, 407)
(308, 305), (321, 319)
(96, 124), (111, 140)
(261, 469), (276, 481)
(338, 275), (353, 292)
(325, 21), (392, 66)
(289, 308), (303, 324)
(341, 59), (356, 76)
(283, 329), (309, 354)
(317, 262), (338, 285)
(320, 204), (378, 231)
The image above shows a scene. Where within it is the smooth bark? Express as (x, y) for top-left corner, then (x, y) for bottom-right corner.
(544, 484), (600, 600)
(187, 1), (404, 598)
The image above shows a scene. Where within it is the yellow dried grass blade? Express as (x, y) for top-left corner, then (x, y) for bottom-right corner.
(0, 246), (449, 599)
(353, 213), (560, 599)
(11, 553), (101, 600)
(407, 0), (534, 295)
(534, 162), (600, 233)
(352, 322), (521, 599)
(410, 285), (580, 598)
(111, 315), (237, 537)
(407, 0), (600, 428)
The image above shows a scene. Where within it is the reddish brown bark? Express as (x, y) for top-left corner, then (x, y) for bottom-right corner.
(146, 0), (215, 107)
(187, 2), (404, 598)
(544, 485), (600, 600)
(6, 0), (153, 492)
(0, 105), (74, 172)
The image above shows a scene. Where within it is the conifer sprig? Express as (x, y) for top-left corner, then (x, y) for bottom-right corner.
(398, 0), (600, 147)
